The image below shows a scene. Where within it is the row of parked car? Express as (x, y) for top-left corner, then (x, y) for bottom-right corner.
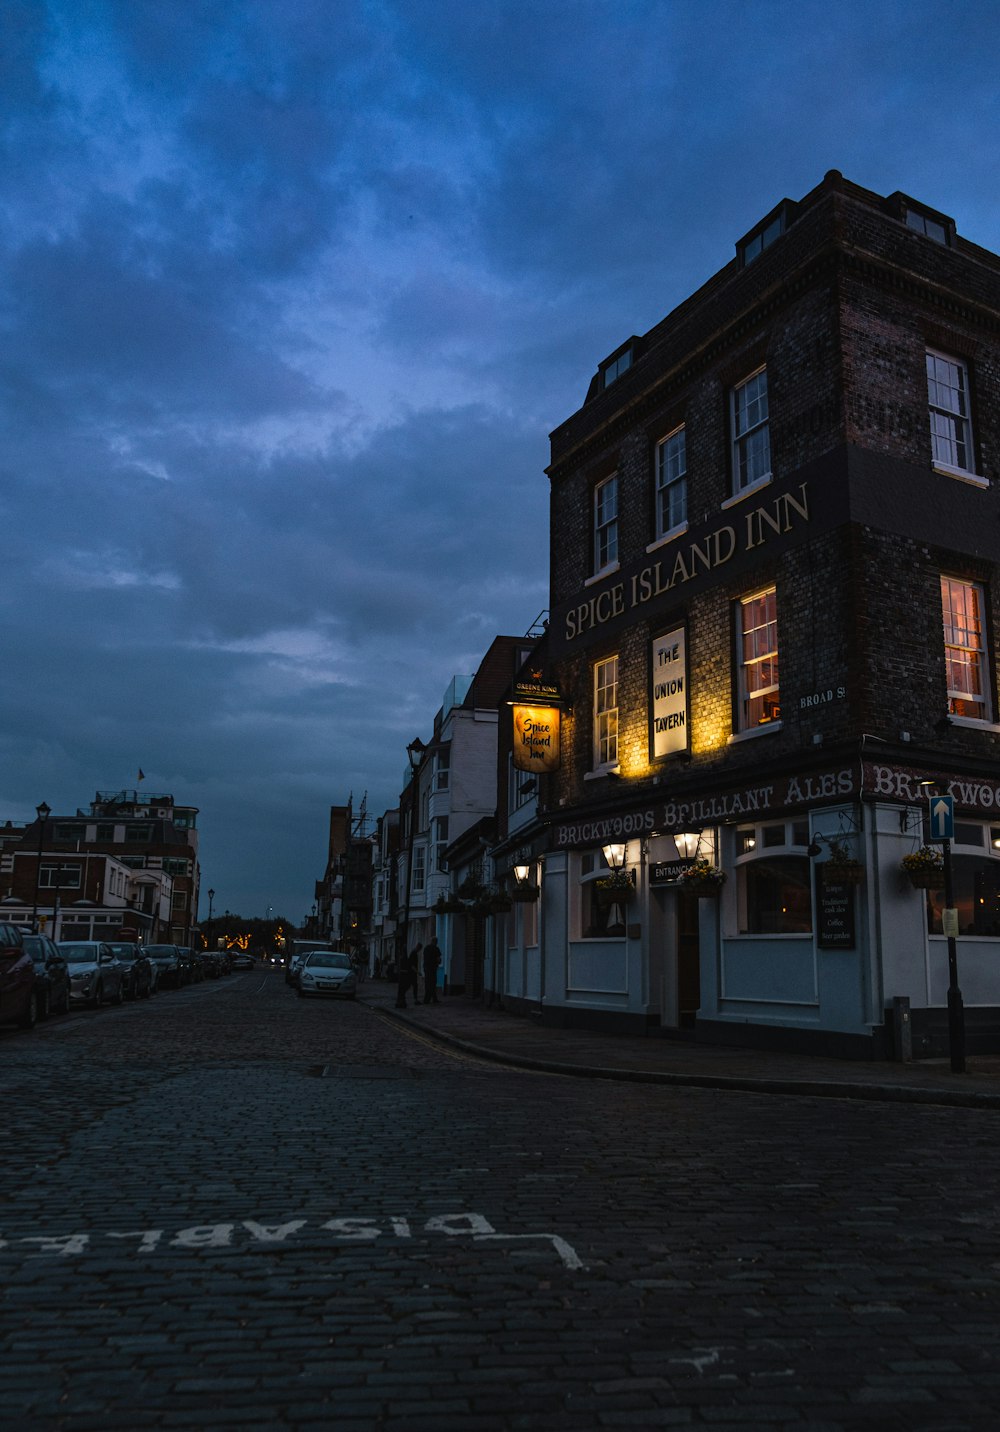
(0, 920), (257, 1031)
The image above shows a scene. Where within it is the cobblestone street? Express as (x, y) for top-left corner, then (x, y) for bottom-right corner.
(3, 968), (999, 1430)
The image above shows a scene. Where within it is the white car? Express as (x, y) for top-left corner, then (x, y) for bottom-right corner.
(57, 941), (126, 1008)
(297, 951), (357, 1000)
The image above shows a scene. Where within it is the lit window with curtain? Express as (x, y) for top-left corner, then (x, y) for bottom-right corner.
(941, 575), (991, 721)
(737, 588), (779, 730)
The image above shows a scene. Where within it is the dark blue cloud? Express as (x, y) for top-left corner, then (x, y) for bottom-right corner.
(1, 0), (997, 918)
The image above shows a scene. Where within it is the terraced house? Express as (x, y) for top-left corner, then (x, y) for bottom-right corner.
(532, 170), (1000, 1058)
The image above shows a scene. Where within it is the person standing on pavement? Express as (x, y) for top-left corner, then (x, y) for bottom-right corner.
(396, 942), (421, 1008)
(422, 939), (442, 1003)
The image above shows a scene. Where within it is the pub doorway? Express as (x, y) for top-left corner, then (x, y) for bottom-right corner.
(653, 886), (701, 1029)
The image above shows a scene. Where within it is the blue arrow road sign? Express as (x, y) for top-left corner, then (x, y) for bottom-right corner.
(928, 794), (955, 841)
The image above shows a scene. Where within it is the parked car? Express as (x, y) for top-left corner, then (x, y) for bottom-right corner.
(177, 947), (201, 983)
(230, 951), (254, 970)
(22, 933), (71, 1018)
(58, 941), (126, 1008)
(215, 949), (233, 974)
(285, 952), (307, 987)
(297, 951), (358, 1000)
(144, 945), (185, 989)
(107, 943), (154, 999)
(0, 922), (38, 1028)
(195, 948), (221, 979)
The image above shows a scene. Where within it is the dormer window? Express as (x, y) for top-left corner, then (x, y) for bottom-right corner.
(602, 348), (632, 388)
(737, 203), (792, 267)
(906, 207), (949, 245)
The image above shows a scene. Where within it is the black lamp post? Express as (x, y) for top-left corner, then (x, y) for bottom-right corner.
(208, 888), (215, 923)
(920, 780), (966, 1073)
(399, 737), (426, 970)
(31, 801), (51, 932)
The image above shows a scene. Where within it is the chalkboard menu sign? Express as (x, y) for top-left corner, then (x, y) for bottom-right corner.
(817, 869), (856, 949)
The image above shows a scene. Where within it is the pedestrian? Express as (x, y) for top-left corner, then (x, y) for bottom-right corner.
(422, 938), (442, 1004)
(396, 942), (421, 1008)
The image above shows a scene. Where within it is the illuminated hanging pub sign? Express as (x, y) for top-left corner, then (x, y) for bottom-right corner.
(650, 625), (688, 758)
(511, 672), (564, 774)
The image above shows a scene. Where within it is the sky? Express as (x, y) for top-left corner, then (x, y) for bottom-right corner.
(3, 0), (999, 924)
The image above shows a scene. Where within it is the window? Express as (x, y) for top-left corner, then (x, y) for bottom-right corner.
(730, 369), (771, 495)
(95, 823), (116, 840)
(737, 589), (780, 730)
(655, 427), (687, 538)
(171, 890), (188, 911)
(162, 858), (190, 876)
(54, 824), (81, 841)
(412, 845), (426, 894)
(593, 656), (619, 769)
(594, 475), (618, 573)
(580, 851), (628, 938)
(435, 747), (450, 791)
(925, 823), (1000, 936)
(926, 351), (975, 474)
(740, 212), (784, 266)
(906, 209), (948, 245)
(39, 864), (82, 889)
(735, 820), (812, 935)
(126, 824), (153, 842)
(603, 349), (632, 387)
(941, 576), (991, 722)
(432, 817), (449, 871)
(509, 756), (534, 813)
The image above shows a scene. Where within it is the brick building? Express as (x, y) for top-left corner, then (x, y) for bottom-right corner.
(534, 170), (1000, 1057)
(0, 789), (198, 944)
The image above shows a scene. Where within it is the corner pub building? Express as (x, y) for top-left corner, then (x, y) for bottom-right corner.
(535, 170), (1000, 1059)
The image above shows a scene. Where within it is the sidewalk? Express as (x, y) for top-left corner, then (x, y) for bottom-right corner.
(359, 980), (1000, 1109)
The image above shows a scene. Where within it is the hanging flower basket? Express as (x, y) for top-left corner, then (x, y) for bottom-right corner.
(902, 847), (945, 890)
(510, 884), (540, 903)
(488, 893), (513, 914)
(594, 874), (635, 908)
(433, 897), (466, 915)
(677, 859), (726, 897)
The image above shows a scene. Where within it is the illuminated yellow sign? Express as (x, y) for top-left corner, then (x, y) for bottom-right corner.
(513, 705), (561, 773)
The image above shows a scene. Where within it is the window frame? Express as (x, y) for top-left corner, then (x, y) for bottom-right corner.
(602, 348), (632, 388)
(925, 821), (1000, 937)
(941, 575), (993, 725)
(652, 425), (687, 544)
(592, 655), (619, 772)
(729, 367), (771, 499)
(734, 587), (780, 735)
(926, 349), (978, 479)
(733, 819), (813, 937)
(593, 474), (619, 576)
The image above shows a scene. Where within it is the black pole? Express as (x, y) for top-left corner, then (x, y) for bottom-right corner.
(31, 806), (49, 932)
(942, 837), (966, 1073)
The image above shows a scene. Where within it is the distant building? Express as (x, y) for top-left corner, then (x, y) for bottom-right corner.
(310, 798), (375, 953)
(529, 171), (1000, 1057)
(0, 789), (199, 944)
(403, 635), (540, 994)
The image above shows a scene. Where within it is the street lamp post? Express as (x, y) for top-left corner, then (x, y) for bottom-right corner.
(31, 801), (51, 933)
(942, 836), (966, 1073)
(398, 738), (426, 973)
(208, 888), (215, 923)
